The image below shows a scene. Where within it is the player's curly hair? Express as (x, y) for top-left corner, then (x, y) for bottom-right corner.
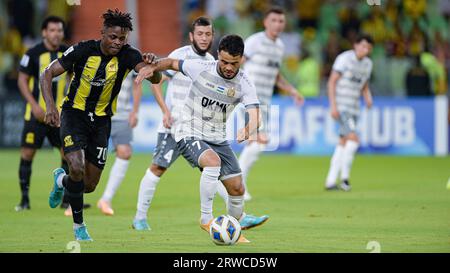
(102, 8), (133, 31)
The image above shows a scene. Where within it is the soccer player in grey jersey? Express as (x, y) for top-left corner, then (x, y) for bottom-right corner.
(238, 7), (304, 201)
(325, 34), (374, 191)
(136, 35), (269, 242)
(131, 17), (220, 230)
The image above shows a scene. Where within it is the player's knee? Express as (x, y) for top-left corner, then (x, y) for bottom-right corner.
(20, 148), (35, 161)
(348, 134), (359, 143)
(201, 151), (221, 167)
(229, 182), (245, 196)
(116, 145), (132, 160)
(69, 161), (84, 181)
(150, 164), (166, 177)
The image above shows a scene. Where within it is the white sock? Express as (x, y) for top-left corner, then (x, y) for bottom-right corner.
(135, 169), (160, 220)
(238, 142), (262, 195)
(227, 195), (244, 221)
(216, 181), (229, 206)
(73, 222), (85, 230)
(101, 157), (129, 203)
(57, 173), (65, 188)
(200, 167), (220, 225)
(340, 140), (359, 181)
(325, 145), (344, 187)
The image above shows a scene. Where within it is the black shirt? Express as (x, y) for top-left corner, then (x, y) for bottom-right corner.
(58, 40), (142, 116)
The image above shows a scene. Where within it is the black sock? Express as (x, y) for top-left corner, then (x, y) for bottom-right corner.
(19, 158), (32, 204)
(63, 175), (85, 224)
(61, 160), (70, 205)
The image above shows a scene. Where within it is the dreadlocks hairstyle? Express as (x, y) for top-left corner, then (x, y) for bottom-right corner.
(102, 8), (133, 31)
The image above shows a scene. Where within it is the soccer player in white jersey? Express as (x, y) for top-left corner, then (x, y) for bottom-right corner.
(132, 17), (220, 230)
(136, 34), (269, 242)
(325, 34), (374, 191)
(238, 7), (304, 201)
(95, 72), (142, 215)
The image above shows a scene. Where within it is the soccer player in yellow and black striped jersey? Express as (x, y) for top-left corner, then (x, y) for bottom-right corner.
(40, 9), (161, 241)
(16, 16), (70, 212)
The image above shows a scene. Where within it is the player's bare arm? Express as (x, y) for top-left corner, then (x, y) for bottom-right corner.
(276, 73), (304, 106)
(18, 72), (45, 122)
(40, 59), (66, 127)
(134, 61), (162, 84)
(150, 74), (173, 128)
(237, 107), (261, 143)
(135, 58), (180, 85)
(362, 82), (373, 109)
(129, 77), (143, 128)
(328, 70), (341, 120)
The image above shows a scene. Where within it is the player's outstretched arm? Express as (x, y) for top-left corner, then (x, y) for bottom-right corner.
(362, 82), (373, 109)
(237, 107), (260, 143)
(40, 60), (66, 127)
(135, 58), (180, 85)
(328, 71), (341, 120)
(276, 73), (304, 106)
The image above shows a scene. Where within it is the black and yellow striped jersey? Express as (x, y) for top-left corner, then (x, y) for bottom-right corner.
(58, 40), (143, 117)
(19, 42), (69, 121)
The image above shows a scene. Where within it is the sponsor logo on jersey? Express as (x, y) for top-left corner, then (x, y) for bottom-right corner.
(201, 97), (228, 113)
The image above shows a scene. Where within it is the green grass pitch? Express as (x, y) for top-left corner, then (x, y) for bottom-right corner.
(0, 149), (449, 253)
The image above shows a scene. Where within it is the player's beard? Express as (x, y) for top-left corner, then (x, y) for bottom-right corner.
(192, 39), (211, 56)
(217, 65), (238, 80)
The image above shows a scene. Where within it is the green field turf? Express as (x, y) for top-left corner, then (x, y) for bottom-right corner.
(0, 149), (449, 253)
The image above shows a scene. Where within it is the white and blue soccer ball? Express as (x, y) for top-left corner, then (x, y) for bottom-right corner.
(209, 215), (241, 245)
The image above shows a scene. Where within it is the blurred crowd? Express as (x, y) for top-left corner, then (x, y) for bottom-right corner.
(0, 0), (75, 98)
(1, 0), (449, 98)
(183, 0), (450, 97)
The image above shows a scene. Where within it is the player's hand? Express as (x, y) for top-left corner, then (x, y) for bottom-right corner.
(256, 132), (269, 144)
(237, 128), (258, 143)
(292, 91), (305, 106)
(163, 111), (173, 129)
(128, 111), (138, 128)
(142, 53), (157, 65)
(330, 107), (340, 120)
(44, 106), (60, 127)
(366, 99), (373, 109)
(135, 65), (155, 85)
(247, 132), (269, 144)
(237, 128), (248, 143)
(31, 104), (46, 122)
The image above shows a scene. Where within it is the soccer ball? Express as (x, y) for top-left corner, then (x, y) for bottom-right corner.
(209, 215), (241, 245)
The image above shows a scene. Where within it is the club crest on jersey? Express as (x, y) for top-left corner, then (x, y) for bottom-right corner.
(64, 135), (74, 147)
(107, 62), (118, 72)
(26, 132), (34, 144)
(226, 87), (236, 97)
